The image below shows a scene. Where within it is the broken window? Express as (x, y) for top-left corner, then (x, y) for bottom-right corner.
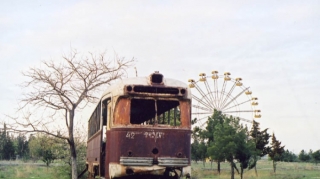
(130, 99), (181, 126)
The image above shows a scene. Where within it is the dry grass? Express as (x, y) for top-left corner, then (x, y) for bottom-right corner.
(191, 160), (320, 179)
(1, 160), (320, 179)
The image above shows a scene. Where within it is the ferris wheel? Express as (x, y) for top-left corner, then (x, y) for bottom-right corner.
(188, 71), (261, 129)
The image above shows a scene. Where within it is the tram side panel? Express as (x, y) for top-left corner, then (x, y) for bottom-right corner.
(86, 131), (102, 175)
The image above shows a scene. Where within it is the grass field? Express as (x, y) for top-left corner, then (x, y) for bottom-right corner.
(191, 160), (320, 179)
(0, 160), (70, 179)
(0, 160), (320, 179)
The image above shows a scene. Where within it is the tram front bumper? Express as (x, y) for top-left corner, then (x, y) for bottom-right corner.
(109, 163), (191, 178)
(109, 163), (165, 178)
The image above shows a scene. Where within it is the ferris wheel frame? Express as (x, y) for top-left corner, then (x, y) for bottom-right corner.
(188, 71), (261, 128)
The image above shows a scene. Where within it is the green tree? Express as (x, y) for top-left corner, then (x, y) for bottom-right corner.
(203, 110), (225, 172)
(191, 140), (207, 166)
(0, 124), (15, 160)
(203, 110), (224, 143)
(235, 126), (255, 179)
(281, 149), (298, 162)
(28, 134), (57, 167)
(299, 149), (311, 162)
(207, 115), (250, 179)
(191, 125), (200, 163)
(28, 134), (40, 161)
(191, 125), (208, 167)
(0, 124), (5, 160)
(42, 149), (55, 167)
(191, 139), (201, 162)
(249, 120), (271, 176)
(312, 150), (320, 165)
(14, 134), (29, 159)
(3, 134), (15, 160)
(269, 133), (285, 173)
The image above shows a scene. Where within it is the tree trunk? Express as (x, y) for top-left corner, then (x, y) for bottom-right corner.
(254, 165), (258, 176)
(70, 141), (78, 179)
(240, 167), (243, 179)
(71, 154), (78, 179)
(273, 160), (276, 173)
(68, 109), (78, 179)
(230, 162), (234, 179)
(233, 162), (239, 174)
(253, 155), (258, 176)
(217, 161), (221, 174)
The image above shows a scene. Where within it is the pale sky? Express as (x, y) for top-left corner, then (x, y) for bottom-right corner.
(1, 1), (320, 153)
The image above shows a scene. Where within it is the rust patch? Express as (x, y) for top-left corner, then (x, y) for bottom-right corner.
(114, 98), (130, 125)
(180, 100), (191, 128)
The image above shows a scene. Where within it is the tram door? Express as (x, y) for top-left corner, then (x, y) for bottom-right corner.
(100, 98), (110, 176)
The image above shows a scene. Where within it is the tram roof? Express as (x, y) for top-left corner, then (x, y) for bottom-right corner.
(100, 76), (191, 100)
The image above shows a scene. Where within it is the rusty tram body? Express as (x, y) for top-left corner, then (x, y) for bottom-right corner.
(86, 72), (192, 179)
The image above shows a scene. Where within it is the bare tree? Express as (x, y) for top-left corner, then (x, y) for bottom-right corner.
(8, 49), (134, 179)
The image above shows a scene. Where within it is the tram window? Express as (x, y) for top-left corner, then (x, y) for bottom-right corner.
(157, 100), (181, 126)
(130, 99), (181, 126)
(102, 99), (110, 126)
(130, 99), (155, 124)
(88, 102), (101, 139)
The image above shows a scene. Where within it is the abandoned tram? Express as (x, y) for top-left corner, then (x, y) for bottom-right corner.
(85, 72), (192, 179)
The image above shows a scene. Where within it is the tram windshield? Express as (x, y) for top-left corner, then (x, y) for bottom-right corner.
(130, 99), (181, 126)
